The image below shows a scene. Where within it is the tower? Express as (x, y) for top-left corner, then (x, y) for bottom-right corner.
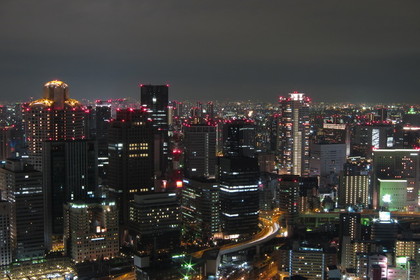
(140, 85), (169, 176)
(107, 109), (154, 227)
(222, 119), (256, 158)
(42, 140), (98, 251)
(0, 159), (44, 261)
(183, 124), (217, 179)
(277, 92), (311, 176)
(23, 80), (88, 171)
(218, 157), (259, 237)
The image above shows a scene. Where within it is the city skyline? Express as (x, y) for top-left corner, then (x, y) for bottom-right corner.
(1, 1), (420, 103)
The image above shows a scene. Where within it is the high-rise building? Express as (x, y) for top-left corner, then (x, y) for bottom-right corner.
(181, 178), (219, 243)
(218, 157), (259, 237)
(128, 193), (181, 263)
(372, 149), (420, 210)
(351, 124), (393, 158)
(183, 124), (217, 179)
(23, 80), (88, 171)
(43, 140), (98, 251)
(0, 159), (44, 261)
(277, 92), (311, 176)
(107, 109), (154, 227)
(0, 201), (12, 266)
(285, 245), (328, 280)
(64, 200), (119, 263)
(222, 119), (256, 158)
(140, 84), (169, 175)
(338, 157), (370, 209)
(278, 175), (300, 232)
(309, 143), (347, 186)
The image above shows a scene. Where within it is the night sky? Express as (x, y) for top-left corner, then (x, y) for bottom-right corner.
(1, 0), (419, 103)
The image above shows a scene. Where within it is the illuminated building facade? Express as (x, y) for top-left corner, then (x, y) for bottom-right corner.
(107, 109), (154, 227)
(128, 193), (181, 261)
(64, 200), (119, 263)
(286, 246), (326, 279)
(372, 149), (420, 210)
(183, 124), (216, 179)
(278, 175), (299, 231)
(23, 80), (88, 171)
(0, 159), (44, 261)
(219, 157), (259, 237)
(181, 178), (219, 243)
(0, 201), (12, 266)
(338, 157), (370, 208)
(43, 140), (97, 251)
(278, 92), (310, 176)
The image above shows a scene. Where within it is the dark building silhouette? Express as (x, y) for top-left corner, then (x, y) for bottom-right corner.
(43, 140), (98, 251)
(0, 159), (44, 261)
(218, 157), (259, 237)
(140, 85), (169, 176)
(183, 124), (216, 179)
(107, 109), (154, 227)
(222, 119), (256, 158)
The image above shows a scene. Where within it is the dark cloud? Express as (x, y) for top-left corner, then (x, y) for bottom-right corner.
(1, 0), (419, 103)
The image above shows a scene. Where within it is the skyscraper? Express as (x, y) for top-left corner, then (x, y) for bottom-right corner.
(23, 80), (88, 171)
(277, 92), (311, 176)
(43, 140), (98, 251)
(183, 124), (217, 179)
(0, 160), (44, 261)
(107, 109), (154, 227)
(64, 199), (119, 263)
(372, 149), (420, 210)
(222, 119), (256, 158)
(140, 85), (169, 175)
(218, 157), (259, 238)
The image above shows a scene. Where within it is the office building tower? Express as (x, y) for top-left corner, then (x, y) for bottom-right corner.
(351, 124), (393, 158)
(140, 84), (169, 175)
(128, 193), (181, 263)
(183, 124), (216, 179)
(298, 176), (319, 213)
(278, 92), (311, 176)
(278, 175), (300, 232)
(285, 245), (327, 280)
(43, 140), (97, 251)
(372, 149), (420, 210)
(23, 80), (88, 171)
(219, 157), (259, 238)
(0, 126), (13, 161)
(0, 159), (44, 261)
(339, 212), (361, 242)
(309, 143), (346, 186)
(222, 119), (256, 158)
(316, 123), (350, 155)
(0, 201), (12, 266)
(107, 109), (154, 227)
(338, 157), (370, 209)
(181, 178), (219, 243)
(206, 101), (214, 120)
(64, 200), (119, 263)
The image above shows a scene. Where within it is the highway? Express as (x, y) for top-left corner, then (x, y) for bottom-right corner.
(191, 211), (282, 259)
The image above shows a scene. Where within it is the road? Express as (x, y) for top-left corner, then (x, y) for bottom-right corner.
(191, 211), (282, 259)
